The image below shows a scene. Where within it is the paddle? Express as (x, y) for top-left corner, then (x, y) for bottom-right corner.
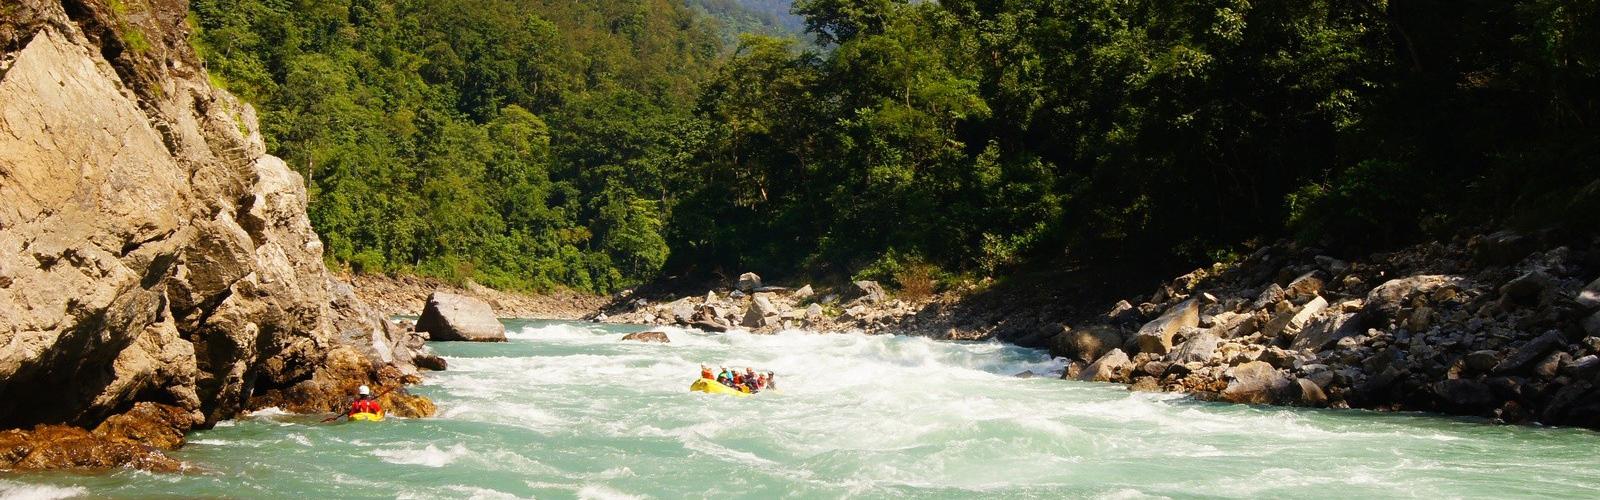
(320, 386), (401, 422)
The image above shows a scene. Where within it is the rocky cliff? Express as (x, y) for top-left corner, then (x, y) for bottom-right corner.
(0, 0), (430, 467)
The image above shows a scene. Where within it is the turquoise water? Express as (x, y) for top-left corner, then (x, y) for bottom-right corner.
(5, 319), (1600, 499)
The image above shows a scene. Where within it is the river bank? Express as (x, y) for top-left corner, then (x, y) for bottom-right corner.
(346, 274), (607, 320)
(590, 229), (1600, 429)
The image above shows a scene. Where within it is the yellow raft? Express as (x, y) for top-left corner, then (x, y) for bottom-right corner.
(349, 412), (385, 422)
(689, 378), (750, 397)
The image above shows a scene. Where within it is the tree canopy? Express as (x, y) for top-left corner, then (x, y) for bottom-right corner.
(192, 0), (1599, 292)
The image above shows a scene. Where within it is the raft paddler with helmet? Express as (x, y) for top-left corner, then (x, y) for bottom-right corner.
(691, 365), (778, 396)
(323, 384), (390, 422)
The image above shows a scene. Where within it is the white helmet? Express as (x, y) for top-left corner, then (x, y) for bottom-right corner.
(358, 385), (371, 396)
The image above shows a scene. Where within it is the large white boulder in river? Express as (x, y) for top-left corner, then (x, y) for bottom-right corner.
(417, 292), (507, 342)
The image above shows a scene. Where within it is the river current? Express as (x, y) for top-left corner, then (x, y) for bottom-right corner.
(4, 319), (1600, 499)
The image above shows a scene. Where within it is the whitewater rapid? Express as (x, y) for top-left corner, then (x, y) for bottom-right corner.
(4, 319), (1600, 498)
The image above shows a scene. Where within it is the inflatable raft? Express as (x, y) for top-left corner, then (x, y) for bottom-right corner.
(689, 378), (750, 397)
(349, 412), (385, 422)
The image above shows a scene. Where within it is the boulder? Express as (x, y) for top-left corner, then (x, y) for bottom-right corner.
(621, 331), (671, 343)
(847, 280), (887, 304)
(1220, 362), (1297, 404)
(1264, 296), (1327, 338)
(670, 300), (696, 325)
(1290, 313), (1364, 352)
(1296, 379), (1328, 406)
(1133, 299), (1201, 355)
(804, 303), (825, 325)
(742, 296), (780, 328)
(1433, 379), (1498, 412)
(1577, 277), (1600, 311)
(413, 351), (448, 371)
(0, 425), (182, 472)
(1077, 349), (1133, 383)
(1364, 275), (1468, 322)
(1251, 284), (1286, 311)
(1500, 270), (1554, 307)
(1492, 331), (1566, 375)
(416, 292), (507, 342)
(793, 285), (815, 301)
(1049, 325), (1125, 364)
(1129, 377), (1162, 392)
(1583, 311), (1600, 338)
(1469, 230), (1536, 265)
(1165, 331), (1221, 364)
(1284, 271), (1325, 302)
(692, 319), (730, 333)
(1258, 347), (1296, 369)
(736, 272), (763, 292)
(1463, 350), (1501, 374)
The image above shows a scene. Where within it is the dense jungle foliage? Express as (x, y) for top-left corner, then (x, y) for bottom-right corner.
(190, 0), (1599, 293)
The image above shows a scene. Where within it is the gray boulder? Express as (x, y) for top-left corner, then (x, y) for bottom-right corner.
(1290, 312), (1364, 352)
(416, 292), (506, 342)
(1165, 331), (1221, 364)
(736, 272), (763, 292)
(621, 331), (671, 343)
(1577, 277), (1600, 311)
(848, 280), (887, 304)
(1077, 349), (1133, 383)
(1492, 331), (1566, 375)
(1221, 361), (1297, 404)
(1364, 275), (1468, 321)
(1133, 299), (1201, 354)
(742, 296), (780, 328)
(1049, 325), (1125, 364)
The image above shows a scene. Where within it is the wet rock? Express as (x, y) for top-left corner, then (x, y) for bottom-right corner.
(91, 403), (199, 451)
(1221, 361), (1298, 404)
(1061, 361), (1086, 380)
(622, 331), (671, 343)
(1297, 379), (1328, 406)
(380, 390), (437, 418)
(1014, 371), (1038, 379)
(1049, 325), (1125, 364)
(1078, 349), (1133, 383)
(1133, 299), (1201, 355)
(736, 272), (763, 292)
(692, 319), (730, 333)
(1166, 331), (1221, 364)
(0, 425), (182, 472)
(417, 292), (507, 342)
(1433, 379), (1498, 413)
(413, 351), (448, 371)
(1492, 331), (1566, 375)
(1129, 377), (1162, 392)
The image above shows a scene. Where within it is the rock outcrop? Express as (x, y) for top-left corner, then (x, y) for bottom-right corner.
(416, 292), (507, 342)
(0, 0), (431, 469)
(621, 331), (671, 343)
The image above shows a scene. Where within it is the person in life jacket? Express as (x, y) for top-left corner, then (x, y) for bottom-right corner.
(700, 365), (713, 380)
(349, 385), (382, 416)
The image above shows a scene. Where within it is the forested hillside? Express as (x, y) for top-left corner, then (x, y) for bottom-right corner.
(689, 0), (805, 43)
(191, 0), (1599, 294)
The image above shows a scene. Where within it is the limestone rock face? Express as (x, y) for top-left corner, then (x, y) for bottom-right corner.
(0, 0), (429, 455)
(417, 292), (508, 342)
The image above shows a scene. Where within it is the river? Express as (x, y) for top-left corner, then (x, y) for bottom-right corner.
(4, 319), (1600, 499)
